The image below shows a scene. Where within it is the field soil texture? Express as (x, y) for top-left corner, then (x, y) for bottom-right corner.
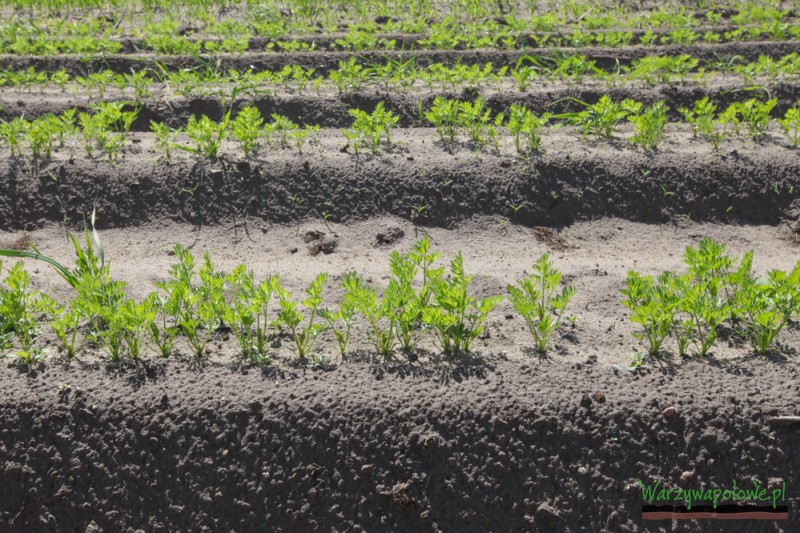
(1, 2), (799, 531)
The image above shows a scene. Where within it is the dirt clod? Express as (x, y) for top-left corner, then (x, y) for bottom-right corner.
(535, 503), (562, 529)
(375, 226), (405, 246)
(532, 226), (570, 251)
(390, 481), (414, 507)
(303, 229), (326, 243)
(1, 233), (30, 250)
(308, 236), (338, 255)
(592, 392), (606, 403)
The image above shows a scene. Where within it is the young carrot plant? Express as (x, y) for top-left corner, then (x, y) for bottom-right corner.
(265, 114), (297, 149)
(157, 245), (226, 358)
(277, 273), (329, 361)
(88, 102), (138, 161)
(290, 125), (317, 154)
(736, 98), (777, 141)
(733, 262), (800, 355)
(71, 273), (129, 361)
(118, 298), (152, 360)
(50, 305), (82, 358)
(421, 253), (502, 354)
(320, 272), (359, 362)
(224, 266), (281, 364)
(231, 106), (264, 157)
(150, 120), (174, 162)
(175, 114), (230, 160)
(506, 104), (550, 157)
(385, 250), (429, 354)
(573, 95), (638, 139)
(0, 117), (28, 157)
(25, 115), (60, 159)
(779, 102), (800, 148)
(719, 104), (743, 137)
(425, 97), (460, 144)
(344, 273), (397, 357)
(55, 110), (76, 148)
(506, 254), (576, 354)
(0, 262), (59, 365)
(679, 97), (716, 139)
(123, 70), (152, 102)
(330, 58), (373, 93)
(667, 270), (729, 357)
(628, 101), (668, 151)
(697, 114), (731, 150)
(142, 292), (178, 358)
(621, 271), (679, 356)
(458, 98), (502, 150)
(511, 59), (539, 91)
(345, 102), (399, 155)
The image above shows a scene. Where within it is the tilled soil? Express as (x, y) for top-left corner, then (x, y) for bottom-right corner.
(0, 351), (797, 532)
(1, 219), (799, 531)
(2, 129), (800, 231)
(2, 29), (800, 531)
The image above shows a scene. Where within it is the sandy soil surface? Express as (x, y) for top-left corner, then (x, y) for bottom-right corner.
(2, 217), (797, 366)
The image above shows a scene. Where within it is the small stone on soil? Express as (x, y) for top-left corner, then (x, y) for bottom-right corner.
(662, 406), (677, 418)
(769, 478), (784, 490)
(535, 503), (561, 528)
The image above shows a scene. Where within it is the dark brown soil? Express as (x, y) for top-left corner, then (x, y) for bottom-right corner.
(1, 129), (799, 230)
(1, 353), (797, 532)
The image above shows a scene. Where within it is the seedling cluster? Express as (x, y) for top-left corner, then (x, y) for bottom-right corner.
(3, 227), (797, 369)
(1, 3), (799, 56)
(5, 93), (798, 163)
(623, 239), (800, 368)
(0, 228), (580, 365)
